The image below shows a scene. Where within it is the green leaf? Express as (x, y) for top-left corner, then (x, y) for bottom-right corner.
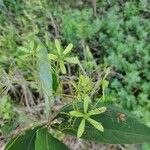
(85, 46), (94, 61)
(48, 54), (58, 60)
(55, 39), (61, 55)
(18, 46), (29, 53)
(5, 127), (38, 150)
(102, 80), (109, 89)
(52, 70), (58, 92)
(37, 47), (54, 119)
(60, 61), (66, 74)
(84, 95), (89, 113)
(53, 104), (150, 144)
(65, 57), (79, 64)
(88, 107), (107, 116)
(77, 119), (85, 138)
(35, 128), (69, 150)
(63, 43), (73, 55)
(87, 118), (104, 132)
(69, 111), (83, 117)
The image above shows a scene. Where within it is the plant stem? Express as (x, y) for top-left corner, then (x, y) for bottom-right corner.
(78, 60), (87, 76)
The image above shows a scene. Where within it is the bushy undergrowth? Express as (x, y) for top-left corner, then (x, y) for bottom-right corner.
(52, 0), (150, 126)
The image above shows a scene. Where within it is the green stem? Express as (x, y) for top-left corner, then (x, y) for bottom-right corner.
(78, 60), (87, 76)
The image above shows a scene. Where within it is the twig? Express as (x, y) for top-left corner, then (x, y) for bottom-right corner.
(22, 83), (32, 113)
(91, 0), (97, 17)
(49, 13), (59, 38)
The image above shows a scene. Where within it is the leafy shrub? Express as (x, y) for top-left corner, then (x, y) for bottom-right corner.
(53, 0), (150, 126)
(97, 1), (150, 126)
(4, 39), (150, 150)
(58, 9), (101, 44)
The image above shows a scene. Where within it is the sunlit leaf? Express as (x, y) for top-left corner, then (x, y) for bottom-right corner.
(60, 61), (66, 74)
(87, 118), (104, 132)
(88, 107), (107, 116)
(65, 57), (79, 64)
(69, 111), (83, 117)
(77, 119), (85, 138)
(55, 39), (61, 55)
(48, 54), (58, 60)
(84, 95), (90, 113)
(63, 43), (73, 55)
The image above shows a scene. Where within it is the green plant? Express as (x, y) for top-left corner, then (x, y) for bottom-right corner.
(67, 99), (106, 138)
(0, 96), (14, 120)
(48, 39), (78, 74)
(4, 39), (150, 150)
(96, 1), (150, 127)
(51, 1), (150, 129)
(58, 9), (101, 44)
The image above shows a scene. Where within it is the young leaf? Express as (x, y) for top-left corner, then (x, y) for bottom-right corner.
(55, 39), (61, 55)
(65, 57), (79, 64)
(88, 107), (107, 116)
(48, 54), (58, 60)
(60, 61), (66, 74)
(84, 95), (90, 113)
(87, 118), (104, 132)
(53, 104), (150, 144)
(69, 111), (83, 117)
(35, 128), (69, 150)
(77, 119), (85, 138)
(85, 46), (94, 61)
(63, 43), (73, 55)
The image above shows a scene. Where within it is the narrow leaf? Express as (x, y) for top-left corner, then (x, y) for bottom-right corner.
(85, 46), (94, 61)
(87, 118), (104, 132)
(84, 95), (90, 113)
(48, 54), (58, 60)
(77, 119), (85, 138)
(63, 43), (73, 55)
(55, 39), (61, 55)
(88, 107), (107, 116)
(69, 111), (83, 117)
(52, 70), (58, 92)
(65, 57), (79, 64)
(60, 61), (66, 74)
